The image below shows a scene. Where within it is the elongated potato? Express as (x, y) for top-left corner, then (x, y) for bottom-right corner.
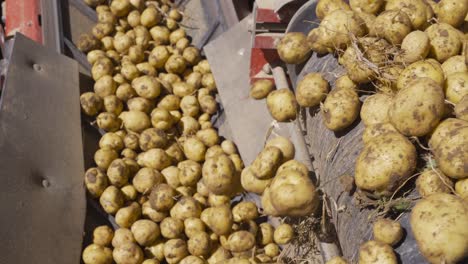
(250, 79), (274, 99)
(119, 111), (151, 133)
(251, 146), (283, 179)
(266, 88), (298, 122)
(360, 93), (392, 126)
(295, 72), (329, 107)
(265, 136), (295, 162)
(434, 126), (468, 179)
(321, 87), (360, 131)
(358, 240), (397, 264)
(202, 154), (236, 195)
(240, 166), (272, 194)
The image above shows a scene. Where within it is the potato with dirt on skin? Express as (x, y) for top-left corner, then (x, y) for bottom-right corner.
(94, 148), (118, 170)
(165, 54), (187, 74)
(445, 72), (468, 104)
(94, 75), (117, 98)
(202, 154), (236, 195)
(257, 223), (274, 246)
(355, 133), (417, 196)
(232, 201), (258, 223)
(274, 223), (294, 245)
(208, 193), (230, 207)
(179, 255), (205, 264)
(82, 244), (113, 264)
(121, 184), (137, 201)
(435, 0), (468, 28)
(187, 231), (211, 257)
(93, 225), (114, 247)
(170, 196), (202, 220)
(112, 228), (135, 248)
(85, 167), (109, 198)
(426, 23), (462, 63)
(349, 0), (383, 14)
(326, 256), (348, 264)
(373, 10), (412, 44)
(107, 158), (130, 187)
(137, 148), (172, 170)
(80, 92), (103, 116)
(250, 79), (274, 99)
(199, 95), (217, 115)
(416, 169), (453, 197)
(226, 231), (255, 252)
(276, 32), (311, 64)
(145, 240), (165, 262)
(317, 10), (367, 50)
(131, 219), (160, 246)
(115, 202), (141, 228)
(113, 242), (144, 264)
(140, 6), (161, 28)
(177, 160), (202, 187)
(266, 88), (297, 122)
(321, 86), (360, 131)
(100, 132), (124, 151)
(240, 166), (272, 194)
(160, 217), (184, 239)
(183, 137), (206, 162)
(139, 128), (168, 151)
(92, 58), (114, 81)
(372, 218), (403, 246)
(100, 186), (125, 214)
(455, 179), (468, 199)
(201, 205), (233, 235)
(133, 167), (163, 194)
(315, 0), (350, 20)
(251, 146), (283, 179)
(455, 95), (468, 121)
(179, 116), (200, 135)
(434, 126), (468, 179)
(196, 128), (219, 147)
(164, 239), (189, 264)
(362, 123), (400, 144)
(183, 47), (201, 66)
(397, 31), (430, 63)
(358, 240), (397, 264)
(428, 118), (468, 149)
(78, 33), (101, 53)
(360, 93), (392, 126)
(142, 201), (167, 223)
(442, 56), (467, 76)
(119, 110), (151, 133)
(173, 82), (196, 97)
(158, 94), (181, 111)
(131, 75), (161, 99)
(411, 193), (468, 264)
(151, 108), (175, 131)
(127, 97), (154, 114)
(296, 73), (329, 108)
(180, 95), (201, 117)
(389, 78), (445, 136)
(149, 183), (176, 211)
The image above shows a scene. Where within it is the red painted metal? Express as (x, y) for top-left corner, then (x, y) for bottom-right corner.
(5, 0), (43, 43)
(256, 8), (281, 23)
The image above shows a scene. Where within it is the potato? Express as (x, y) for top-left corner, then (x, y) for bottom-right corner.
(127, 45), (144, 64)
(321, 87), (360, 131)
(249, 79), (274, 99)
(84, 168), (107, 198)
(429, 118), (468, 149)
(416, 169), (454, 197)
(124, 97), (153, 114)
(201, 206), (233, 235)
(374, 10), (412, 44)
(389, 78), (445, 136)
(115, 202), (141, 228)
(93, 226), (114, 247)
(183, 47), (201, 66)
(164, 239), (189, 264)
(114, 33), (134, 54)
(240, 166), (272, 194)
(385, 0), (432, 29)
(137, 148), (172, 171)
(165, 54), (187, 74)
(78, 33), (101, 52)
(150, 108), (175, 131)
(261, 186), (279, 216)
(158, 95), (181, 111)
(455, 95), (468, 121)
(116, 83), (136, 102)
(276, 160), (309, 176)
(100, 186), (125, 214)
(94, 76), (116, 98)
(225, 231), (255, 253)
(295, 73), (329, 107)
(262, 243), (280, 258)
(426, 23), (462, 63)
(175, 38), (190, 51)
(362, 123), (399, 144)
(119, 111), (151, 133)
(434, 126), (468, 179)
(445, 72), (468, 104)
(435, 0), (468, 27)
(358, 240), (397, 264)
(82, 244), (113, 264)
(121, 148), (137, 159)
(142, 201), (167, 222)
(411, 193), (468, 263)
(165, 142), (185, 164)
(112, 228), (135, 248)
(220, 140), (237, 155)
(202, 154), (236, 195)
(397, 31), (430, 63)
(123, 133), (138, 150)
(176, 160), (201, 187)
(250, 146), (282, 179)
(315, 0), (350, 20)
(140, 7), (161, 28)
(274, 223), (294, 245)
(94, 148), (118, 170)
(170, 196), (202, 220)
(372, 218), (403, 246)
(121, 184), (138, 201)
(160, 217), (184, 239)
(186, 231), (211, 257)
(101, 36), (114, 51)
(318, 10), (367, 49)
(131, 219), (160, 246)
(180, 95), (200, 117)
(455, 178), (468, 199)
(229, 154), (244, 173)
(136, 62), (156, 77)
(254, 223), (273, 246)
(131, 76), (161, 99)
(266, 88), (297, 122)
(103, 95), (123, 115)
(179, 256), (205, 264)
(349, 0), (383, 14)
(145, 240), (165, 261)
(149, 183), (176, 211)
(181, 137), (205, 162)
(355, 133), (416, 195)
(192, 192), (207, 207)
(121, 63), (140, 81)
(107, 158), (130, 187)
(92, 58), (114, 81)
(223, 257), (250, 264)
(201, 73), (216, 92)
(142, 260), (160, 264)
(208, 193), (230, 207)
(307, 27), (333, 55)
(276, 32), (311, 64)
(110, 0), (131, 17)
(113, 243), (144, 264)
(139, 128), (168, 151)
(199, 95), (217, 115)
(360, 94), (392, 126)
(183, 217), (205, 238)
(442, 56), (467, 76)
(87, 50), (106, 65)
(338, 47), (375, 84)
(179, 116), (200, 135)
(172, 82), (195, 97)
(325, 256), (348, 264)
(133, 168), (162, 194)
(92, 23), (114, 40)
(232, 201), (258, 223)
(80, 92), (103, 116)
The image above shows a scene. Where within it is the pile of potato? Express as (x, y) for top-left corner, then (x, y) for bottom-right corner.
(78, 0), (309, 263)
(274, 0), (468, 263)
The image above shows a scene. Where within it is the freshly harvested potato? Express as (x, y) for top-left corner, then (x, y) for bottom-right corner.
(435, 0), (468, 27)
(92, 58), (114, 81)
(362, 123), (399, 144)
(85, 167), (109, 198)
(121, 62), (140, 81)
(116, 83), (137, 102)
(145, 240), (165, 261)
(221, 140), (237, 155)
(119, 111), (151, 133)
(266, 88), (298, 122)
(131, 75), (161, 99)
(358, 240), (397, 264)
(455, 179), (468, 199)
(94, 75), (117, 98)
(184, 217), (206, 238)
(429, 118), (468, 149)
(113, 243), (144, 264)
(94, 148), (118, 170)
(250, 79), (274, 99)
(350, 0), (383, 14)
(226, 231), (255, 252)
(179, 116), (200, 135)
(261, 187), (279, 216)
(165, 54), (187, 74)
(296, 73), (329, 108)
(173, 82), (196, 97)
(183, 47), (201, 66)
(100, 186), (125, 214)
(165, 142), (185, 164)
(317, 10), (367, 49)
(93, 226), (114, 247)
(177, 160), (202, 187)
(251, 146), (282, 179)
(389, 78), (445, 136)
(232, 201), (258, 222)
(445, 72), (468, 104)
(131, 219), (160, 246)
(160, 217), (185, 238)
(78, 33), (100, 52)
(240, 166), (272, 194)
(455, 95), (468, 121)
(180, 256), (205, 264)
(416, 169), (453, 198)
(133, 167), (163, 194)
(142, 260), (160, 264)
(148, 46), (170, 70)
(274, 224), (294, 245)
(202, 154), (236, 195)
(434, 126), (468, 179)
(321, 87), (360, 131)
(150, 108), (175, 131)
(397, 31), (430, 63)
(264, 136), (294, 162)
(360, 93), (392, 126)
(307, 27), (333, 55)
(110, 0), (131, 17)
(199, 95), (217, 115)
(112, 228), (135, 248)
(82, 244), (113, 264)
(137, 148), (171, 170)
(411, 193), (468, 263)
(115, 202), (141, 228)
(121, 148), (137, 159)
(161, 166), (181, 189)
(338, 47), (375, 84)
(139, 128), (168, 151)
(316, 0), (350, 19)
(81, 92), (103, 116)
(123, 133), (139, 150)
(158, 94), (181, 111)
(426, 23), (462, 63)
(195, 128), (219, 148)
(208, 193), (231, 207)
(372, 218), (403, 246)
(355, 133), (416, 195)
(325, 256), (348, 264)
(201, 206), (233, 235)
(188, 231), (211, 256)
(257, 223), (274, 246)
(107, 158), (130, 187)
(149, 183), (176, 211)
(264, 243), (280, 257)
(170, 28), (187, 45)
(142, 201), (167, 222)
(170, 196), (202, 220)
(183, 137), (206, 162)
(121, 184), (137, 201)
(374, 10), (412, 44)
(442, 56), (468, 76)
(100, 132), (124, 152)
(127, 97), (154, 114)
(277, 32), (311, 64)
(385, 0), (432, 29)
(277, 159), (309, 176)
(164, 239), (189, 264)
(140, 7), (161, 28)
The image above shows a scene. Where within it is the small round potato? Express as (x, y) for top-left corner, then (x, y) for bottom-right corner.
(119, 111), (151, 133)
(116, 83), (136, 102)
(148, 45), (170, 69)
(183, 47), (201, 66)
(112, 228), (135, 248)
(164, 239), (189, 264)
(160, 217), (185, 239)
(277, 32), (311, 64)
(435, 0), (468, 28)
(178, 116), (200, 135)
(99, 186), (125, 214)
(85, 167), (109, 198)
(208, 193), (231, 207)
(180, 256), (205, 264)
(81, 92), (103, 116)
(137, 148), (172, 170)
(226, 231), (255, 252)
(82, 244), (113, 264)
(202, 154), (236, 195)
(131, 219), (160, 246)
(94, 75), (117, 98)
(196, 128), (219, 147)
(107, 158), (130, 187)
(199, 95), (217, 115)
(115, 202), (141, 228)
(232, 201), (258, 223)
(183, 137), (206, 162)
(358, 240), (397, 264)
(434, 126), (468, 179)
(93, 226), (114, 247)
(131, 76), (161, 99)
(201, 206), (233, 235)
(426, 23), (462, 63)
(113, 243), (144, 264)
(385, 0), (432, 29)
(177, 160), (202, 187)
(100, 132), (124, 151)
(139, 128), (168, 151)
(149, 183), (176, 211)
(250, 79), (274, 99)
(397, 31), (430, 63)
(133, 167), (163, 194)
(158, 94), (181, 111)
(350, 0), (383, 14)
(150, 108), (175, 131)
(274, 223), (294, 245)
(184, 217), (206, 238)
(445, 72), (468, 104)
(241, 166), (272, 194)
(140, 7), (161, 28)
(416, 169), (454, 197)
(266, 88), (298, 122)
(161, 166), (181, 189)
(321, 87), (360, 131)
(170, 196), (202, 220)
(188, 231), (211, 256)
(165, 142), (185, 164)
(277, 160), (309, 176)
(127, 97), (154, 114)
(295, 72), (329, 107)
(123, 133), (139, 150)
(374, 10), (412, 44)
(121, 184), (138, 201)
(315, 0), (350, 19)
(165, 54), (187, 74)
(373, 218), (403, 246)
(94, 148), (118, 170)
(360, 93), (392, 126)
(92, 58), (114, 81)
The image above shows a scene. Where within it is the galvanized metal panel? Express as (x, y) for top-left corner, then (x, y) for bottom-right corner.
(0, 33), (85, 264)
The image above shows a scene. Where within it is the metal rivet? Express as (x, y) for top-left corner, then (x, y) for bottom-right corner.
(42, 178), (50, 188)
(33, 64), (42, 71)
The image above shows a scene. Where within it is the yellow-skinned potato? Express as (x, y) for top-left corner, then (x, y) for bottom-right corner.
(202, 154), (236, 195)
(121, 62), (140, 81)
(208, 193), (230, 207)
(149, 183), (176, 211)
(397, 31), (430, 63)
(92, 23), (114, 40)
(82, 244), (113, 264)
(428, 118), (468, 149)
(139, 128), (168, 151)
(315, 0), (350, 20)
(195, 128), (219, 148)
(221, 140), (237, 155)
(188, 231), (211, 257)
(136, 62), (156, 77)
(93, 226), (114, 247)
(113, 242), (144, 264)
(240, 166), (272, 194)
(165, 54), (187, 74)
(321, 87), (360, 131)
(116, 83), (137, 102)
(374, 10), (412, 44)
(101, 36), (114, 51)
(114, 33), (134, 53)
(358, 240), (397, 264)
(127, 97), (154, 114)
(205, 145), (224, 160)
(434, 126), (468, 179)
(123, 133), (139, 150)
(161, 166), (181, 189)
(177, 160), (202, 187)
(183, 47), (201, 66)
(360, 93), (392, 126)
(94, 148), (118, 170)
(201, 73), (216, 92)
(128, 45), (144, 64)
(318, 10), (367, 49)
(201, 206), (233, 235)
(160, 217), (184, 239)
(176, 186), (195, 197)
(170, 196), (202, 220)
(296, 72), (329, 107)
(349, 0), (383, 14)
(165, 142), (185, 164)
(274, 223), (294, 245)
(142, 260), (160, 264)
(326, 256), (348, 264)
(87, 50), (106, 65)
(150, 108), (175, 131)
(362, 123), (400, 144)
(385, 0), (432, 29)
(232, 201), (258, 223)
(150, 26), (170, 46)
(257, 223), (274, 246)
(180, 255), (205, 264)
(164, 239), (189, 264)
(266, 88), (298, 122)
(180, 95), (200, 117)
(121, 148), (137, 159)
(78, 33), (101, 53)
(264, 243), (280, 257)
(455, 179), (468, 199)
(442, 55), (467, 76)
(251, 146), (283, 179)
(92, 58), (114, 81)
(226, 231), (255, 252)
(103, 95), (123, 115)
(455, 95), (468, 121)
(158, 94), (181, 111)
(307, 27), (333, 55)
(127, 10), (140, 27)
(100, 186), (125, 214)
(435, 0), (468, 27)
(389, 78), (445, 136)
(145, 240), (165, 261)
(277, 159), (309, 176)
(250, 79), (274, 99)
(119, 110), (151, 133)
(426, 23), (462, 63)
(149, 46), (170, 70)
(445, 72), (468, 104)
(133, 167), (163, 194)
(110, 0), (131, 17)
(81, 92), (103, 116)
(265, 136), (295, 162)
(183, 137), (206, 162)
(261, 186), (279, 216)
(85, 168), (109, 198)
(131, 219), (160, 246)
(416, 169), (453, 197)
(372, 218), (403, 246)
(107, 158), (130, 187)
(277, 32), (311, 64)
(115, 202), (141, 228)
(94, 75), (116, 98)
(178, 116), (200, 135)
(140, 7), (161, 28)
(131, 76), (161, 99)
(172, 82), (196, 97)
(137, 148), (172, 170)
(184, 217), (206, 238)
(121, 184), (137, 201)
(338, 45), (377, 84)
(355, 133), (416, 195)
(199, 95), (217, 115)
(411, 193), (468, 264)
(142, 201), (168, 222)
(112, 228), (135, 248)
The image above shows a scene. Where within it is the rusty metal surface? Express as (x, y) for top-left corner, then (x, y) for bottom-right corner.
(0, 33), (85, 264)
